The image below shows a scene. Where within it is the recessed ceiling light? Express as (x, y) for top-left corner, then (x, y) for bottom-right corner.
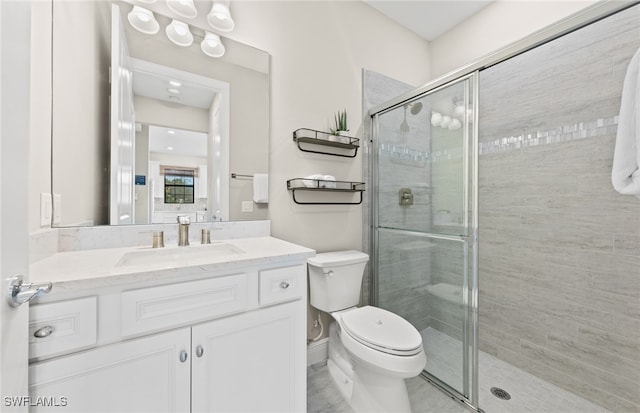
(167, 130), (176, 134)
(167, 88), (181, 94)
(167, 146), (174, 151)
(169, 80), (182, 87)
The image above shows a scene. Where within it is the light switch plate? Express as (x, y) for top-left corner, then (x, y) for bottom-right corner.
(40, 193), (52, 227)
(242, 201), (253, 212)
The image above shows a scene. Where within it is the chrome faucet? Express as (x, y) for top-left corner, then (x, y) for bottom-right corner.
(177, 215), (190, 246)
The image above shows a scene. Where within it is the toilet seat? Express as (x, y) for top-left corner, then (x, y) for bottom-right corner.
(340, 306), (423, 356)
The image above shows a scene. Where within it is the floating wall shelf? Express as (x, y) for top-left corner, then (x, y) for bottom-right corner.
(293, 128), (359, 157)
(286, 178), (365, 205)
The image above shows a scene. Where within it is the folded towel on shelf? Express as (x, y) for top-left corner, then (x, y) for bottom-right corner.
(612, 47), (640, 197)
(253, 173), (269, 203)
(321, 175), (337, 189)
(303, 174), (323, 187)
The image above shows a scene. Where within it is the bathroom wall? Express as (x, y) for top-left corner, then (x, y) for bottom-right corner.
(28, 0), (429, 239)
(226, 1), (430, 253)
(478, 6), (640, 411)
(428, 0), (598, 79)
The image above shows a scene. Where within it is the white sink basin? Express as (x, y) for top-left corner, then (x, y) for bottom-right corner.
(116, 243), (244, 268)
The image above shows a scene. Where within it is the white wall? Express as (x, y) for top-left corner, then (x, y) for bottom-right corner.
(226, 1), (431, 252)
(428, 0), (599, 79)
(29, 2), (52, 231)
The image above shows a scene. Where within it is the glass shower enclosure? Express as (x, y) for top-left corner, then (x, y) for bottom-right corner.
(368, 73), (479, 409)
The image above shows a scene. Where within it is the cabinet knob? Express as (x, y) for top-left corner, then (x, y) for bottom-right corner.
(280, 281), (290, 290)
(179, 350), (188, 363)
(195, 345), (204, 358)
(34, 325), (54, 338)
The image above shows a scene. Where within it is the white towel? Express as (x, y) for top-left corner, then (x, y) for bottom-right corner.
(253, 174), (269, 203)
(303, 174), (323, 187)
(321, 175), (337, 189)
(612, 47), (640, 197)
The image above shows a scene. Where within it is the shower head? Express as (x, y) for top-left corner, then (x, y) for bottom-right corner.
(400, 105), (410, 133)
(410, 101), (423, 115)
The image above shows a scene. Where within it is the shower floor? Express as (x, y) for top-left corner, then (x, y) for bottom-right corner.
(421, 327), (612, 413)
(307, 328), (611, 413)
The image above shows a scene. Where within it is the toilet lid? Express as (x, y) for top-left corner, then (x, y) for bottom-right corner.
(341, 306), (423, 356)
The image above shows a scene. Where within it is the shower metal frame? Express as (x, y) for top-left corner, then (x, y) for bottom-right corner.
(364, 2), (634, 411)
(368, 71), (480, 410)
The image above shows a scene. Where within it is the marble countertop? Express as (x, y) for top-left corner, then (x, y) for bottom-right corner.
(30, 237), (315, 291)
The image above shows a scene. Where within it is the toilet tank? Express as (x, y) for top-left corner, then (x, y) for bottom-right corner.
(307, 250), (369, 312)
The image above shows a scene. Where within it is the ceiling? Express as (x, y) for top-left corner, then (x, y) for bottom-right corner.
(363, 0), (494, 41)
(149, 125), (208, 157)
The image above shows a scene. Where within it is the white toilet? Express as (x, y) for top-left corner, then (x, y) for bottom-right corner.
(308, 250), (426, 413)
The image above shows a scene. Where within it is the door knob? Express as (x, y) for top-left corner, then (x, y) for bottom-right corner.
(6, 275), (52, 308)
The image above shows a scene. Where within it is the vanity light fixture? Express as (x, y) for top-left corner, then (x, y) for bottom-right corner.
(431, 111), (442, 127)
(200, 32), (225, 57)
(448, 118), (462, 130)
(207, 1), (235, 32)
(165, 19), (193, 47)
(166, 0), (197, 19)
(453, 99), (466, 116)
(127, 6), (159, 35)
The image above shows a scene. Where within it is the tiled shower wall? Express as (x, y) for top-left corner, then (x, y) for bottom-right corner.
(478, 6), (640, 411)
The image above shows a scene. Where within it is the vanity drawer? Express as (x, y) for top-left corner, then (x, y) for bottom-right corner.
(121, 273), (249, 337)
(259, 265), (305, 306)
(29, 296), (97, 360)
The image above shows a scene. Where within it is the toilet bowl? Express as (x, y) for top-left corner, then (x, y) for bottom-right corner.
(308, 251), (426, 413)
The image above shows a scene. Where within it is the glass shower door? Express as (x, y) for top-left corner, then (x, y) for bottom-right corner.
(371, 74), (478, 405)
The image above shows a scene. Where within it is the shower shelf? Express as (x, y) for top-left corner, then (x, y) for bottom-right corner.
(286, 178), (365, 205)
(293, 128), (359, 157)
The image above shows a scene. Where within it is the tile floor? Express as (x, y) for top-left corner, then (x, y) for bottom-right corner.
(308, 327), (610, 413)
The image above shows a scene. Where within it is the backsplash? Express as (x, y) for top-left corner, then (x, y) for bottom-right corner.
(30, 221), (271, 264)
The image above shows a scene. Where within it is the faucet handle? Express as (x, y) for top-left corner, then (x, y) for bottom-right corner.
(177, 215), (191, 225)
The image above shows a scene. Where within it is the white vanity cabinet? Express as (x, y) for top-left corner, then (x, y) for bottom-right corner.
(29, 328), (192, 413)
(192, 300), (304, 412)
(28, 259), (309, 413)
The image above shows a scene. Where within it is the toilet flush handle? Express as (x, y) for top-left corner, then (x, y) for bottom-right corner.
(325, 270), (334, 277)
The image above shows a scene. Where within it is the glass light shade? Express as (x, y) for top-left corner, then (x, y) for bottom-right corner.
(201, 32), (225, 57)
(128, 6), (159, 35)
(165, 19), (193, 47)
(207, 2), (235, 32)
(166, 0), (197, 19)
(431, 112), (442, 126)
(448, 118), (462, 130)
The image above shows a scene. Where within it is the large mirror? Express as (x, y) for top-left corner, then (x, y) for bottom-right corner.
(51, 0), (269, 227)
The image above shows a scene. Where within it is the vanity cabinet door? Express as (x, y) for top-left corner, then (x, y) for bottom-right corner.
(191, 301), (306, 413)
(29, 328), (191, 413)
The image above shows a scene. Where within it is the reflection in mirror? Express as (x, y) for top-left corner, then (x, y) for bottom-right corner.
(51, 0), (269, 227)
(142, 125), (211, 224)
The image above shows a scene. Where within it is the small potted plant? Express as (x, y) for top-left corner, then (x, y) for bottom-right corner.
(329, 109), (349, 143)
